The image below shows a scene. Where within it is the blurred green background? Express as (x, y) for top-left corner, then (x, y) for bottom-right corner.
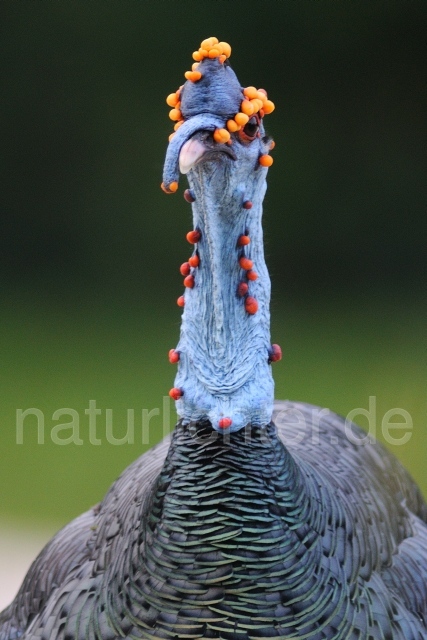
(0, 1), (426, 533)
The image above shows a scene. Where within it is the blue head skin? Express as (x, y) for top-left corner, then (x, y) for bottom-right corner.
(162, 43), (276, 432)
(163, 56), (243, 188)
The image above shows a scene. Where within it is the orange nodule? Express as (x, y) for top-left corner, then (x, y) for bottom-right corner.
(169, 108), (182, 121)
(247, 270), (258, 281)
(226, 119), (241, 133)
(168, 133), (175, 142)
(269, 140), (276, 150)
(237, 282), (249, 297)
(218, 417), (233, 429)
(245, 296), (258, 315)
(192, 50), (203, 61)
(218, 42), (231, 58)
(188, 254), (200, 268)
(213, 128), (231, 144)
(241, 100), (255, 116)
(258, 88), (268, 97)
(238, 235), (251, 246)
(250, 98), (263, 113)
(174, 120), (184, 131)
(219, 54), (226, 64)
(208, 48), (221, 58)
(201, 37), (218, 49)
(270, 344), (282, 363)
(186, 229), (201, 244)
(183, 274), (195, 289)
(259, 154), (273, 167)
(263, 100), (275, 114)
(185, 70), (202, 82)
(192, 62), (200, 71)
(177, 295), (185, 307)
(169, 387), (183, 400)
(166, 92), (179, 107)
(239, 257), (254, 271)
(168, 348), (180, 364)
(161, 181), (178, 194)
(234, 112), (249, 127)
(243, 86), (258, 100)
(180, 262), (191, 276)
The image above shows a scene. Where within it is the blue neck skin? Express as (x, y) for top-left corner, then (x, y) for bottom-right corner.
(173, 132), (274, 432)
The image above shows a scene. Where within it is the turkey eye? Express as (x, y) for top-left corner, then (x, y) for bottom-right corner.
(243, 117), (259, 139)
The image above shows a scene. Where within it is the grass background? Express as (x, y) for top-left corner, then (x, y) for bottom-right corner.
(0, 0), (426, 534)
(1, 292), (425, 528)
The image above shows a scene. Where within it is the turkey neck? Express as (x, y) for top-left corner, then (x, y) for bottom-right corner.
(174, 154), (275, 430)
(185, 165), (270, 366)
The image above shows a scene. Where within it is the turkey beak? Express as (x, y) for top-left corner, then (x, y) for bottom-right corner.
(179, 138), (207, 175)
(179, 134), (237, 175)
(162, 114), (226, 192)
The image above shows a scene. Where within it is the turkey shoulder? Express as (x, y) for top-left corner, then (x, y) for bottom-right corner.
(0, 436), (170, 640)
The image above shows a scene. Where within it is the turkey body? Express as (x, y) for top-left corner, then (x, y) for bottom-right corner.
(1, 401), (426, 640)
